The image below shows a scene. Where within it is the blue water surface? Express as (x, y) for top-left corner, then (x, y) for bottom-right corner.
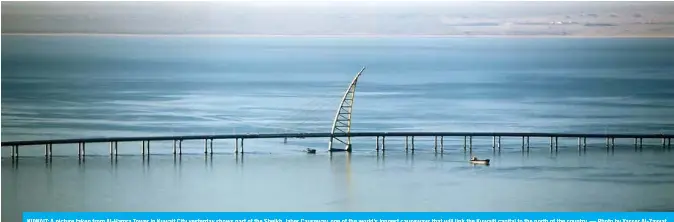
(2, 36), (674, 219)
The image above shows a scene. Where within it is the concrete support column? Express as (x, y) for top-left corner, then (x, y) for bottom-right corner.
(376, 136), (380, 150)
(412, 136), (414, 151)
(382, 136), (386, 151)
(440, 136), (444, 153)
(240, 138), (245, 153)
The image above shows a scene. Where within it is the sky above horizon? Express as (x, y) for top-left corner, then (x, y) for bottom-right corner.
(2, 1), (674, 36)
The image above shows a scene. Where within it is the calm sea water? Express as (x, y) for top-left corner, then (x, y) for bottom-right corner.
(2, 36), (674, 219)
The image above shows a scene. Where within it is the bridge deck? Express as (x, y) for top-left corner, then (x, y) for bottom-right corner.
(2, 132), (673, 147)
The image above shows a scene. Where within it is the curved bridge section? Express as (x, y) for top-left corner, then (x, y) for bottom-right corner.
(328, 67), (366, 152)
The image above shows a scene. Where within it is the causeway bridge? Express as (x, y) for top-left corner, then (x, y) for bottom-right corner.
(3, 67), (673, 159)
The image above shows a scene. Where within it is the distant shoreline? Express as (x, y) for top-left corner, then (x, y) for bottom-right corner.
(3, 33), (674, 38)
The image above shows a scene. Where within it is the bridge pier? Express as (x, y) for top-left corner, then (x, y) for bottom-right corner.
(492, 136), (496, 151)
(382, 136), (386, 151)
(469, 136), (473, 152)
(210, 139), (214, 154)
(434, 136), (438, 153)
(147, 141), (151, 155)
(639, 138), (643, 150)
(376, 136), (380, 151)
(179, 140), (183, 155)
(549, 137), (553, 152)
(498, 136), (501, 151)
(204, 139), (208, 154)
(525, 137), (530, 152)
(583, 137), (587, 151)
(235, 138), (239, 153)
(521, 136), (525, 152)
(405, 136), (409, 151)
(78, 142), (86, 158)
(173, 140), (177, 155)
(463, 136), (467, 152)
(663, 137), (667, 149)
(555, 137), (559, 152)
(578, 137), (582, 151)
(106, 141), (112, 156)
(611, 137), (615, 151)
(115, 141), (119, 156)
(412, 136), (414, 152)
(240, 138), (245, 153)
(10, 145), (17, 159)
(440, 136), (444, 153)
(141, 141), (146, 156)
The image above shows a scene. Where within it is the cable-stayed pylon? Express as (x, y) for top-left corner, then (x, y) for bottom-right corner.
(328, 67), (366, 152)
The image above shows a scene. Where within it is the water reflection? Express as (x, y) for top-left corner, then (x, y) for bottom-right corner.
(209, 154), (213, 170)
(405, 151), (416, 168)
(204, 154), (209, 171)
(329, 152), (353, 211)
(377, 151), (386, 169)
(144, 155), (151, 176)
(3, 145), (674, 217)
(236, 153), (244, 168)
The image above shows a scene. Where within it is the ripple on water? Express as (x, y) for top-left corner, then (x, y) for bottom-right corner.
(643, 162), (674, 169)
(494, 165), (597, 172)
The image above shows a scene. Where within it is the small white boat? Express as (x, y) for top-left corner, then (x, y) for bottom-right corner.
(470, 156), (490, 165)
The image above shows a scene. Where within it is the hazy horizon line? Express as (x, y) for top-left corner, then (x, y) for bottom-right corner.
(4, 32), (674, 38)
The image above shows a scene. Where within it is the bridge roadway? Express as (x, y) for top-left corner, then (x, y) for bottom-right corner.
(3, 131), (673, 147)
